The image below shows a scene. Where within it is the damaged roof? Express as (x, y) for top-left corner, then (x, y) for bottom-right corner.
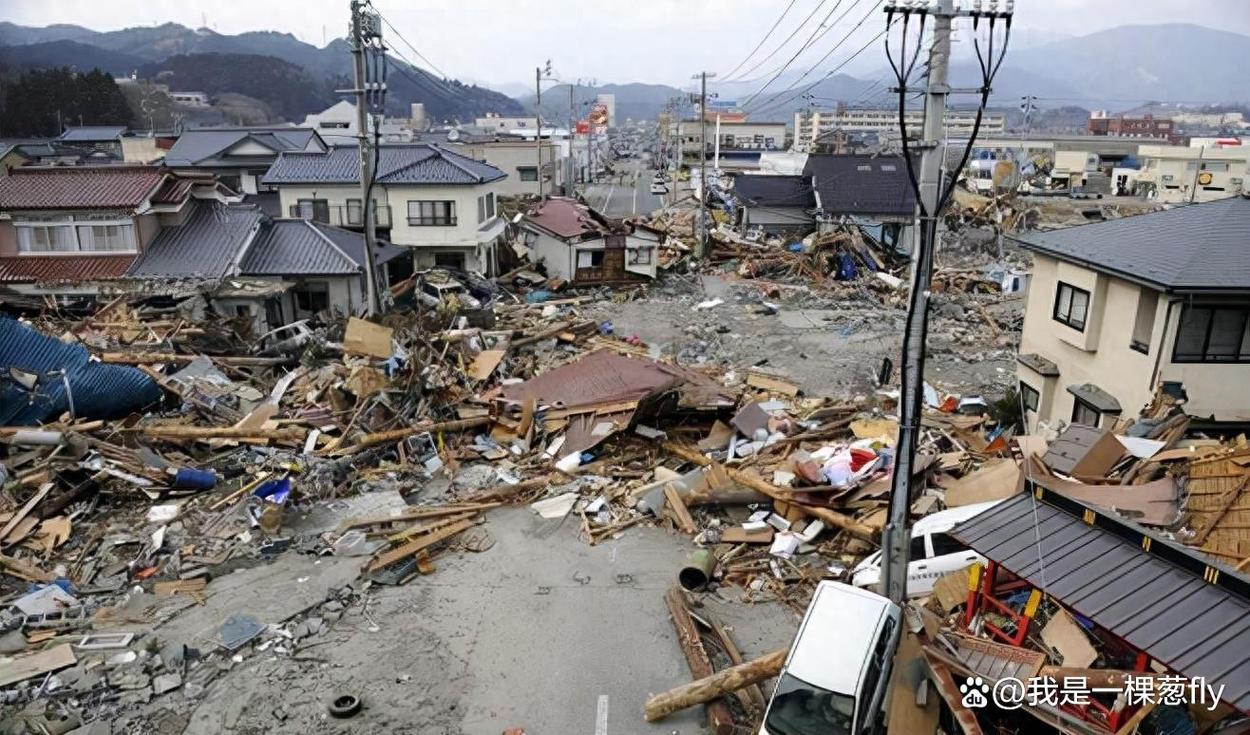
(519, 196), (622, 241)
(1011, 196), (1250, 294)
(952, 493), (1250, 713)
(802, 154), (916, 217)
(125, 201), (265, 281)
(732, 174), (816, 209)
(262, 144), (506, 186)
(241, 219), (407, 276)
(0, 254), (137, 284)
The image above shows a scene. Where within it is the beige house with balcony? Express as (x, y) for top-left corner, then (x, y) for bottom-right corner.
(1013, 195), (1250, 432)
(263, 144), (508, 274)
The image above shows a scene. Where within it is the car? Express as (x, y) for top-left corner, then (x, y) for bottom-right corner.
(251, 319), (318, 357)
(414, 270), (482, 310)
(760, 581), (901, 735)
(649, 182), (668, 195)
(850, 500), (1003, 598)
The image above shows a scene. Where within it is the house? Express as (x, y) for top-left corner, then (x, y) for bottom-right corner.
(57, 126), (126, 159)
(170, 91), (211, 107)
(1087, 110), (1175, 141)
(0, 165), (237, 297)
(0, 139), (97, 167)
(729, 174), (816, 236)
(163, 127), (328, 195)
(301, 101), (409, 144)
(1136, 144), (1249, 203)
(418, 131), (558, 198)
(124, 199), (406, 332)
(802, 154), (916, 253)
(262, 143), (508, 273)
(519, 197), (657, 284)
(1012, 195), (1250, 431)
(0, 145), (30, 175)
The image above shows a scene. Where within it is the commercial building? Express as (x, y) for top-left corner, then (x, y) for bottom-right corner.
(1087, 111), (1176, 141)
(1135, 143), (1249, 203)
(794, 106), (1005, 151)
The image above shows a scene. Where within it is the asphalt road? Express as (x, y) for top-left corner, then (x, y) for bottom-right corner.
(582, 161), (666, 217)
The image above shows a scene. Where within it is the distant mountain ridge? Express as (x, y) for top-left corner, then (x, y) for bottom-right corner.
(0, 21), (524, 123)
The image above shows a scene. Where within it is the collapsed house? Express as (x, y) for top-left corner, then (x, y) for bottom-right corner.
(517, 196), (659, 284)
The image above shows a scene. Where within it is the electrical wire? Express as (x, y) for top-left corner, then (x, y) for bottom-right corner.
(741, 0), (850, 109)
(724, 0), (836, 83)
(372, 5), (451, 81)
(719, 0), (800, 80)
(745, 0), (884, 113)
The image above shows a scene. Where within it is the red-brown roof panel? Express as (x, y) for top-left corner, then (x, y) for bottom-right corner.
(0, 255), (138, 283)
(0, 166), (165, 210)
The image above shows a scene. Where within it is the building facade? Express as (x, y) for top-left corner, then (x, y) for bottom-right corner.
(1087, 111), (1175, 140)
(1135, 144), (1249, 203)
(794, 107), (1006, 151)
(1013, 197), (1250, 431)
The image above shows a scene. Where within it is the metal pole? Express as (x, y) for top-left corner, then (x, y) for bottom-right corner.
(880, 0), (955, 605)
(350, 0), (380, 317)
(535, 66), (543, 198)
(568, 82), (576, 194)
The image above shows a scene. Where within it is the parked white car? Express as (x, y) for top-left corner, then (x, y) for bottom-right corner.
(851, 500), (1003, 598)
(649, 182), (668, 195)
(761, 581), (901, 735)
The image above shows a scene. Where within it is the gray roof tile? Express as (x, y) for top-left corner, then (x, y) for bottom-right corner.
(164, 128), (321, 167)
(261, 144), (506, 186)
(802, 154), (916, 217)
(240, 220), (406, 276)
(126, 202), (263, 280)
(1010, 196), (1250, 293)
(732, 174), (816, 208)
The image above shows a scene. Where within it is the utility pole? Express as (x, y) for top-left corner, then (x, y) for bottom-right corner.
(349, 0), (382, 316)
(879, 0), (1012, 606)
(535, 61), (553, 198)
(1020, 94), (1036, 139)
(691, 71), (715, 259)
(568, 81), (576, 194)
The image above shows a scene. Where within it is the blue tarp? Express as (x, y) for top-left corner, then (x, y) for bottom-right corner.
(0, 318), (162, 425)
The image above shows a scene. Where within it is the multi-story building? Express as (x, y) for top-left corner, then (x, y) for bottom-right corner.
(1013, 196), (1250, 431)
(1087, 111), (1175, 140)
(794, 106), (1005, 151)
(1135, 143), (1249, 203)
(263, 143), (508, 274)
(675, 120), (787, 156)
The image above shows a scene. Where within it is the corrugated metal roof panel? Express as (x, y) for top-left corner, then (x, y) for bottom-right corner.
(0, 318), (160, 425)
(0, 254), (137, 283)
(126, 201), (262, 280)
(951, 494), (1250, 713)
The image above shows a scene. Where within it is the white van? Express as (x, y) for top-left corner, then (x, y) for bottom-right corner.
(760, 581), (901, 735)
(851, 500), (1003, 598)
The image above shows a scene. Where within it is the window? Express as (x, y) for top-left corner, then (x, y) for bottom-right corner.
(1019, 382), (1040, 413)
(16, 218), (136, 253)
(294, 283), (330, 313)
(1131, 290), (1159, 353)
(296, 198), (329, 223)
(930, 533), (967, 557)
(486, 192), (496, 219)
(76, 223), (136, 251)
(629, 247), (652, 265)
(1072, 398), (1101, 428)
(1174, 305), (1250, 363)
(407, 200), (456, 226)
(1053, 282), (1090, 332)
(576, 250), (604, 269)
(517, 166), (538, 182)
(434, 251), (465, 269)
(908, 535), (928, 562)
(477, 195), (486, 224)
(345, 198), (378, 226)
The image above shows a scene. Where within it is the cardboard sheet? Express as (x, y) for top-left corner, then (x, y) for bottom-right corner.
(1040, 608), (1097, 668)
(343, 317), (394, 359)
(942, 459), (1022, 507)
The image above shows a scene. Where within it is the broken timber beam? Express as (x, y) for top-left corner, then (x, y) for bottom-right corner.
(134, 425), (306, 443)
(664, 587), (735, 734)
(366, 517), (476, 573)
(334, 416), (491, 455)
(100, 352), (292, 367)
(662, 442), (877, 542)
(644, 648), (786, 722)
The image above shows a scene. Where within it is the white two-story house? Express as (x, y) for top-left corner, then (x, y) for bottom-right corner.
(263, 144), (508, 274)
(1013, 195), (1250, 432)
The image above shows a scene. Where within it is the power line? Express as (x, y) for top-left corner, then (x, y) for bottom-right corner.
(747, 21), (894, 118)
(385, 54), (457, 103)
(722, 0), (834, 83)
(372, 5), (451, 82)
(745, 0), (884, 113)
(740, 0), (851, 108)
(719, 0), (800, 80)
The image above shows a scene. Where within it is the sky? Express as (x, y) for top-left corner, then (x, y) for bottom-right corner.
(4, 0), (1249, 92)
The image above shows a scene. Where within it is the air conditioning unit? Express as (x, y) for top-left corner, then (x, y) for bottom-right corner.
(1231, 177), (1244, 185)
(1161, 174), (1174, 182)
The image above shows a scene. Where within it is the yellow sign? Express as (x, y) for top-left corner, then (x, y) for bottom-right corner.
(1198, 171), (1214, 185)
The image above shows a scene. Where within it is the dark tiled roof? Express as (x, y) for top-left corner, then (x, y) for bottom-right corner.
(58, 126), (126, 142)
(262, 144), (506, 186)
(1010, 196), (1250, 293)
(126, 202), (264, 280)
(802, 154), (916, 217)
(732, 174), (816, 208)
(164, 128), (321, 167)
(0, 254), (137, 283)
(952, 493), (1250, 714)
(240, 220), (405, 276)
(0, 166), (165, 210)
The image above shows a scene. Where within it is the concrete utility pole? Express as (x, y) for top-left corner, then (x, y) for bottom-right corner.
(691, 71), (715, 259)
(350, 0), (382, 316)
(534, 61), (553, 198)
(568, 82), (576, 194)
(879, 0), (1011, 606)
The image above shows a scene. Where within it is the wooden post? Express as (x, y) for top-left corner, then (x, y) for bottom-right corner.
(644, 649), (786, 722)
(664, 587), (734, 734)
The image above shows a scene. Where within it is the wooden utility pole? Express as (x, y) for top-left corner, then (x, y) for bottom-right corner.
(644, 649), (786, 722)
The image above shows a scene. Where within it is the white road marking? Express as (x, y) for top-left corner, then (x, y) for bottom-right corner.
(595, 694), (609, 735)
(602, 183), (616, 213)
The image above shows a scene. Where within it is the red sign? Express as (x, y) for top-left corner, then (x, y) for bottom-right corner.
(575, 120), (590, 134)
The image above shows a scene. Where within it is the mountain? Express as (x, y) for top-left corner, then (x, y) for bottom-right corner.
(0, 22), (523, 123)
(0, 40), (146, 76)
(523, 82), (689, 124)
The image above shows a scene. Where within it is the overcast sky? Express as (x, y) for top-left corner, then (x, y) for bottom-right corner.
(7, 0), (1249, 91)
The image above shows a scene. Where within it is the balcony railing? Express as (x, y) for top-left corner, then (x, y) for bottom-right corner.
(287, 203), (392, 229)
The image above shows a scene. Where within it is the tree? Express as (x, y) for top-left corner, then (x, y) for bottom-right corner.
(0, 66), (130, 136)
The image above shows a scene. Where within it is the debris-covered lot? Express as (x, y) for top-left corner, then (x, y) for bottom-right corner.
(1, 205), (1248, 734)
